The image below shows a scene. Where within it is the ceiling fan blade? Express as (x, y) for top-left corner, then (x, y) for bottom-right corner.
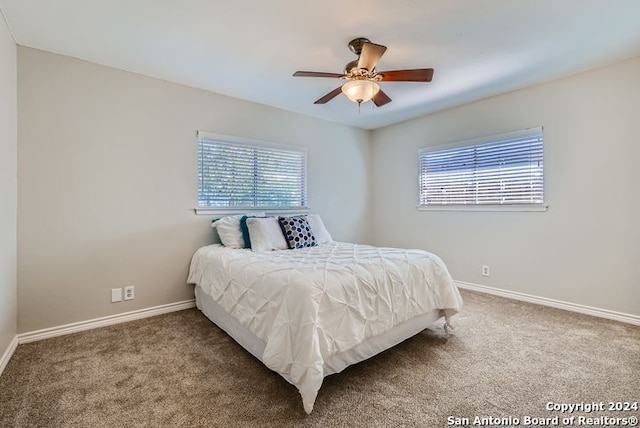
(357, 42), (387, 72)
(372, 89), (392, 107)
(293, 71), (345, 78)
(314, 86), (344, 104)
(377, 68), (434, 82)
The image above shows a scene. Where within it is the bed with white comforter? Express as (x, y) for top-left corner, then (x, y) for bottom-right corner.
(187, 241), (462, 413)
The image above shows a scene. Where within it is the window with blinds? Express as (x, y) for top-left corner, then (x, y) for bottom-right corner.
(198, 133), (307, 209)
(419, 128), (544, 208)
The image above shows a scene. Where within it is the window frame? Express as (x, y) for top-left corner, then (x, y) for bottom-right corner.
(195, 131), (308, 215)
(417, 127), (547, 212)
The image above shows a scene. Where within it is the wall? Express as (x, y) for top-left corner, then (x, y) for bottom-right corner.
(16, 44), (639, 334)
(0, 14), (17, 357)
(371, 57), (640, 317)
(17, 47), (372, 333)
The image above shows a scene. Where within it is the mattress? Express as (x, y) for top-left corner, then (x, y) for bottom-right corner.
(187, 241), (462, 413)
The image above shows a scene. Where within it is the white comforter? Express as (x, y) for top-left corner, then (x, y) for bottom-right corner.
(187, 242), (462, 413)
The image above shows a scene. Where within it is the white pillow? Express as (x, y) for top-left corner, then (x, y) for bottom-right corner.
(246, 217), (289, 252)
(213, 213), (265, 248)
(307, 214), (333, 244)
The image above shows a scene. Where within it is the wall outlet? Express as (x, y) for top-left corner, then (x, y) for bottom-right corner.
(111, 288), (123, 302)
(482, 265), (491, 277)
(124, 285), (135, 300)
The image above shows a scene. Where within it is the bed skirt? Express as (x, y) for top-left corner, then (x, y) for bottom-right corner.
(195, 284), (448, 384)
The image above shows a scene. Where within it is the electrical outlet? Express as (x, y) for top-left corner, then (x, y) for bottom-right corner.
(124, 286), (135, 300)
(111, 288), (123, 303)
(482, 265), (490, 277)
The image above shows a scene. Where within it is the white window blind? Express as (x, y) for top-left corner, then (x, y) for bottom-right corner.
(198, 133), (307, 209)
(419, 128), (544, 207)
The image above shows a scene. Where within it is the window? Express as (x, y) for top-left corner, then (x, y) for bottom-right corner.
(197, 132), (307, 210)
(419, 127), (545, 210)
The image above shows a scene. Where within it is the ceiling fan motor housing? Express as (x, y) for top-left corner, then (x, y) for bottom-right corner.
(344, 59), (359, 75)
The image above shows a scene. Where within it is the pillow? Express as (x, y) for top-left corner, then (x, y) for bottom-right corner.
(278, 216), (317, 249)
(239, 215), (268, 248)
(306, 214), (333, 244)
(246, 217), (289, 252)
(213, 212), (265, 248)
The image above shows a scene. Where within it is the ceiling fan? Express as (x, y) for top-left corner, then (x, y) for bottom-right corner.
(293, 37), (434, 107)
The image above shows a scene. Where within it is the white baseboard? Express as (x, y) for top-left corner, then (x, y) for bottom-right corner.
(0, 335), (18, 376)
(456, 281), (640, 326)
(18, 299), (196, 344)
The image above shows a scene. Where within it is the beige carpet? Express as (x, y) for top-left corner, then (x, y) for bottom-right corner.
(1, 290), (638, 427)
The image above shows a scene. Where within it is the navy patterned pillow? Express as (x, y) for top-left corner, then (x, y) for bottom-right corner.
(278, 216), (317, 249)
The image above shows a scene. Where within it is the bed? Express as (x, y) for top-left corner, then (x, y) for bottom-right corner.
(187, 215), (462, 414)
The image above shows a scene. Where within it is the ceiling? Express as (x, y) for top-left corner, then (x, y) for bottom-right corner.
(2, 1), (640, 130)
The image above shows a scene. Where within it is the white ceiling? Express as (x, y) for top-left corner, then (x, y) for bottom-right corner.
(2, 1), (640, 130)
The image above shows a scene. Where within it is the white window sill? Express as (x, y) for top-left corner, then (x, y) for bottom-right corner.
(417, 204), (548, 212)
(194, 207), (310, 216)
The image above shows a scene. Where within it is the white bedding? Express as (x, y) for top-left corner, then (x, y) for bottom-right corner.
(187, 241), (462, 413)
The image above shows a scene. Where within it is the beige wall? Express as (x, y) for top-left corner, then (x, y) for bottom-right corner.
(17, 47), (372, 333)
(15, 43), (640, 334)
(371, 57), (640, 317)
(0, 16), (17, 353)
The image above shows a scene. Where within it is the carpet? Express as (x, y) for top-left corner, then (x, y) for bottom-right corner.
(1, 290), (638, 427)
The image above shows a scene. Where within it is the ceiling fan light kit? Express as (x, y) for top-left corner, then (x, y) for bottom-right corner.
(293, 37), (433, 108)
(342, 79), (380, 104)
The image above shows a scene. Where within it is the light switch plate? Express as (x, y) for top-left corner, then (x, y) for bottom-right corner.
(111, 288), (123, 302)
